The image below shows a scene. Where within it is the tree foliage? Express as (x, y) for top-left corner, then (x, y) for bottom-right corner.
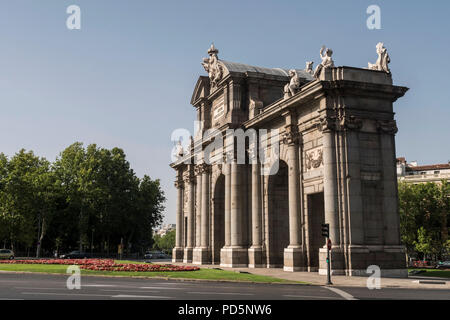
(153, 229), (175, 254)
(398, 181), (450, 260)
(0, 143), (166, 257)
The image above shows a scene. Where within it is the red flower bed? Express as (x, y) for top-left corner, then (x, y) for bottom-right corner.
(0, 259), (199, 272)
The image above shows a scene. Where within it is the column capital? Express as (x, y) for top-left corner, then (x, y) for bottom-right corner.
(318, 116), (338, 132)
(174, 179), (184, 189)
(195, 163), (211, 175)
(376, 119), (398, 135)
(340, 115), (363, 131)
(282, 124), (300, 145)
(183, 171), (195, 184)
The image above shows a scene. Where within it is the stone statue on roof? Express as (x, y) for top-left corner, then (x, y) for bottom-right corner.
(313, 46), (335, 78)
(175, 140), (184, 159)
(202, 44), (224, 87)
(284, 69), (301, 99)
(368, 42), (391, 74)
(305, 61), (314, 75)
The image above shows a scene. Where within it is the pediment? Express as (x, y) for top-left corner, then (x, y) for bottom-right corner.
(190, 76), (210, 106)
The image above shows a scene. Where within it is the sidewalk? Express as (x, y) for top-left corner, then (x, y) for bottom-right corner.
(167, 262), (449, 290)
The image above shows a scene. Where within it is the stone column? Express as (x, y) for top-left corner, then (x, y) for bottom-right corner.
(201, 167), (210, 248)
(248, 145), (263, 268)
(183, 170), (195, 263)
(227, 160), (248, 267)
(193, 164), (211, 264)
(377, 120), (407, 273)
(195, 167), (202, 248)
(220, 161), (232, 267)
(172, 177), (184, 262)
(318, 116), (343, 275)
(322, 117), (339, 239)
(282, 122), (305, 271)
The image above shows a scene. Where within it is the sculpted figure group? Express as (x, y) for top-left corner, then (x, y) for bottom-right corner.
(201, 43), (391, 100)
(202, 44), (223, 87)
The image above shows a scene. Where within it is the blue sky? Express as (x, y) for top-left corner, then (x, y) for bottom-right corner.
(1, 0), (449, 224)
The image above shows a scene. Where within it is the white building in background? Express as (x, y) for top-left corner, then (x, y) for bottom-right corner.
(155, 224), (176, 237)
(397, 157), (450, 184)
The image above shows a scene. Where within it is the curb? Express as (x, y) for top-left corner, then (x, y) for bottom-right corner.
(0, 270), (309, 286)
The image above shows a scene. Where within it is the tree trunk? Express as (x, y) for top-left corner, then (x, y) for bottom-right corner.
(36, 215), (46, 258)
(79, 205), (83, 252)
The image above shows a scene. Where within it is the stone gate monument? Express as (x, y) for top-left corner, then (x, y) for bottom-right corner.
(170, 43), (409, 276)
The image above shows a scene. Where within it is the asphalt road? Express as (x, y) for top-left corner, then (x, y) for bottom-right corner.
(0, 272), (448, 300)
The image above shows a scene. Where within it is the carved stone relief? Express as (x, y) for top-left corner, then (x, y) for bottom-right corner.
(305, 147), (323, 171)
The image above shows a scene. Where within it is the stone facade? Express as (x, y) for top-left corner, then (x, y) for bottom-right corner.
(171, 46), (409, 277)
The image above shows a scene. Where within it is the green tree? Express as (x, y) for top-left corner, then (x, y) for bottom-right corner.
(414, 227), (436, 259)
(0, 144), (166, 256)
(0, 150), (49, 252)
(399, 181), (450, 260)
(153, 229), (175, 254)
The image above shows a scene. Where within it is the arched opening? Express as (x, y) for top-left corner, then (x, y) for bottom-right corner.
(267, 160), (290, 267)
(212, 174), (225, 264)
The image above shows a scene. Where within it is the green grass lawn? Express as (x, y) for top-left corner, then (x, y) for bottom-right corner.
(409, 268), (450, 279)
(0, 263), (304, 284)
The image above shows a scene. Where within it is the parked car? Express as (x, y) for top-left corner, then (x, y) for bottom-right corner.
(0, 249), (14, 260)
(144, 251), (169, 259)
(59, 251), (92, 259)
(436, 261), (450, 269)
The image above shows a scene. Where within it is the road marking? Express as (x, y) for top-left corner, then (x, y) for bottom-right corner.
(321, 286), (358, 300)
(283, 294), (338, 300)
(101, 289), (160, 293)
(112, 294), (172, 299)
(15, 287), (67, 290)
(139, 286), (182, 290)
(21, 292), (112, 297)
(187, 291), (254, 296)
(82, 284), (116, 287)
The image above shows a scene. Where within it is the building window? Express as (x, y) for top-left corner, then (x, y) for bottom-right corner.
(434, 170), (440, 174)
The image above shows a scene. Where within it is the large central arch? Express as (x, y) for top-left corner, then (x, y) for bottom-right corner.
(267, 160), (290, 267)
(212, 174), (225, 264)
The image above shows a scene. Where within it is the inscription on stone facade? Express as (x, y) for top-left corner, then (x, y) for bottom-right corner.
(212, 96), (225, 121)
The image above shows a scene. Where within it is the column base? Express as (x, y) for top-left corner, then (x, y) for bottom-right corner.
(183, 247), (193, 263)
(219, 247), (248, 268)
(283, 247), (307, 272)
(172, 247), (184, 262)
(319, 246), (345, 272)
(248, 246), (264, 268)
(192, 247), (211, 265)
(318, 245), (407, 277)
